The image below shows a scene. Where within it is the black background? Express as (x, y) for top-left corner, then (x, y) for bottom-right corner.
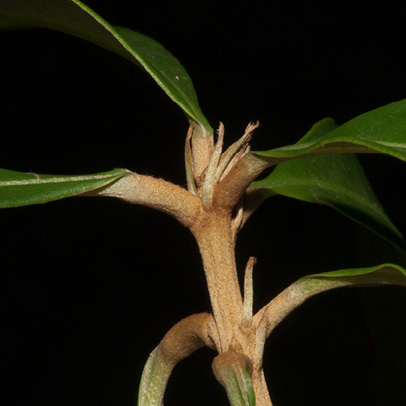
(1, 1), (406, 405)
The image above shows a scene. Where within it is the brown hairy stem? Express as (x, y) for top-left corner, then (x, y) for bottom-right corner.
(191, 208), (244, 353)
(88, 124), (278, 404)
(213, 151), (272, 210)
(86, 172), (202, 228)
(139, 313), (217, 406)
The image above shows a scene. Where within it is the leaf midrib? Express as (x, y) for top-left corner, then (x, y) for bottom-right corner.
(0, 173), (122, 187)
(259, 178), (388, 219)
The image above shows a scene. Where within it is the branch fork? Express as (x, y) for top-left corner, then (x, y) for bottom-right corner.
(90, 122), (278, 405)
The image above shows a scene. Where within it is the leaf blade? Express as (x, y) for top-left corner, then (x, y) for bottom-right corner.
(0, 0), (211, 132)
(250, 119), (405, 250)
(253, 99), (406, 162)
(0, 168), (129, 207)
(260, 263), (406, 339)
(295, 264), (406, 304)
(112, 26), (211, 132)
(138, 347), (168, 406)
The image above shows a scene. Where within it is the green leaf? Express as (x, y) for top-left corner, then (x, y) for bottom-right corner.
(253, 99), (406, 164)
(303, 263), (406, 286)
(138, 313), (214, 406)
(250, 119), (405, 251)
(212, 351), (256, 406)
(138, 347), (169, 406)
(0, 0), (211, 132)
(0, 168), (129, 207)
(241, 369), (256, 406)
(262, 263), (406, 338)
(295, 264), (406, 303)
(230, 369), (255, 406)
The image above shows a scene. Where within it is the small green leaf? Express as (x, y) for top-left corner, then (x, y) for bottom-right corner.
(253, 99), (406, 163)
(231, 369), (255, 406)
(250, 119), (405, 251)
(297, 264), (406, 297)
(0, 168), (129, 207)
(138, 347), (169, 406)
(263, 264), (406, 339)
(0, 0), (211, 132)
(212, 351), (256, 406)
(138, 313), (214, 406)
(242, 369), (256, 406)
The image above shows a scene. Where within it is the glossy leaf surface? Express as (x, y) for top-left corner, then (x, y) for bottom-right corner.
(250, 118), (405, 250)
(253, 99), (406, 164)
(0, 0), (211, 132)
(0, 168), (129, 207)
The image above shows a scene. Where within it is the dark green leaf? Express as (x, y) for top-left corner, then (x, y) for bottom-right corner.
(0, 0), (211, 132)
(253, 99), (406, 164)
(250, 119), (405, 251)
(0, 167), (129, 207)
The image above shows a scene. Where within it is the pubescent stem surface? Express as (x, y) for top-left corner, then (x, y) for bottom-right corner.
(191, 208), (244, 352)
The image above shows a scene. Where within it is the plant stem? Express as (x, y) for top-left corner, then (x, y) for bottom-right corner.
(252, 370), (273, 406)
(192, 208), (243, 352)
